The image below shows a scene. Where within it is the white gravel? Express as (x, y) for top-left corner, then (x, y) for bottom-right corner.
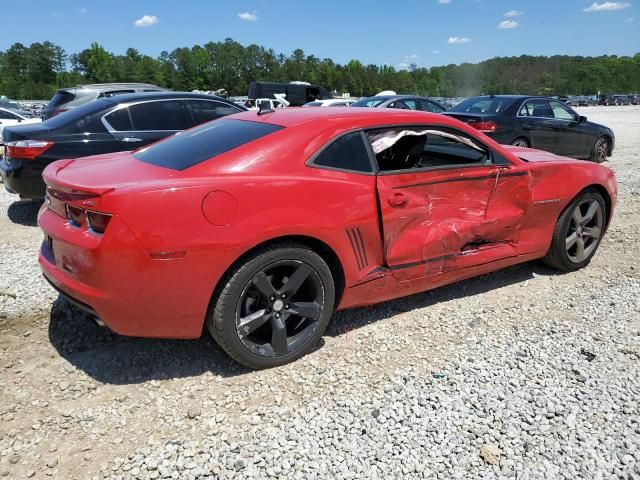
(0, 106), (638, 480)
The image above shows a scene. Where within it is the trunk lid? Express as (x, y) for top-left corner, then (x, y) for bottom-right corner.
(43, 151), (175, 197)
(502, 145), (579, 164)
(443, 112), (498, 124)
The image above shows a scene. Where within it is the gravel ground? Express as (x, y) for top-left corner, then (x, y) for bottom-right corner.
(0, 106), (639, 480)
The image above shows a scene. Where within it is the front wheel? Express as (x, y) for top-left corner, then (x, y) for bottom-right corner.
(590, 136), (609, 163)
(543, 190), (606, 272)
(207, 243), (335, 369)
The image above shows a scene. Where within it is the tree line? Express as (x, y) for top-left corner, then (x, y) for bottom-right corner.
(1, 39), (639, 100)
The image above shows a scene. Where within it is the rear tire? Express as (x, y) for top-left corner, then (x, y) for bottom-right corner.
(511, 137), (529, 148)
(207, 243), (335, 369)
(543, 190), (606, 272)
(590, 136), (609, 163)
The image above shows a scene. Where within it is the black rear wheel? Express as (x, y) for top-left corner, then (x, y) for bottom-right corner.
(511, 137), (529, 148)
(590, 136), (609, 163)
(207, 243), (335, 369)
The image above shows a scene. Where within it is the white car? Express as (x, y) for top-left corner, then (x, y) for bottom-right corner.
(0, 108), (42, 140)
(303, 98), (358, 107)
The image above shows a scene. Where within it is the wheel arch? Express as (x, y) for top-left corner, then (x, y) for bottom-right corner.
(562, 184), (613, 230)
(208, 234), (346, 317)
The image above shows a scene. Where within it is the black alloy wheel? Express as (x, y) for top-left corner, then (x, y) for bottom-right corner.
(207, 243), (335, 369)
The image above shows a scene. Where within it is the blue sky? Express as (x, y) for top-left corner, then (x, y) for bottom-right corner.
(2, 0), (638, 68)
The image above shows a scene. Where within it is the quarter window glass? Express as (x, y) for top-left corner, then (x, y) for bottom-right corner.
(519, 100), (553, 118)
(104, 107), (133, 131)
(0, 110), (15, 119)
(129, 100), (193, 130)
(369, 128), (490, 172)
(549, 101), (576, 121)
(419, 100), (445, 113)
(187, 100), (241, 125)
(313, 132), (372, 173)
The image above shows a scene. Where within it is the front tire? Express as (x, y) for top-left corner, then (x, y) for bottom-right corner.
(207, 243), (335, 369)
(590, 136), (609, 163)
(543, 190), (606, 272)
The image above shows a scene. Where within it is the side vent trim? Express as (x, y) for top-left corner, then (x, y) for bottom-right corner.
(346, 227), (368, 271)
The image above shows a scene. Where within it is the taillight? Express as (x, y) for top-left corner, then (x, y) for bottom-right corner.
(468, 121), (498, 133)
(65, 205), (85, 226)
(63, 205), (112, 234)
(6, 140), (54, 160)
(86, 211), (112, 234)
(51, 109), (67, 117)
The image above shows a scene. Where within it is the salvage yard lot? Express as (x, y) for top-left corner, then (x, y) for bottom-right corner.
(0, 106), (639, 479)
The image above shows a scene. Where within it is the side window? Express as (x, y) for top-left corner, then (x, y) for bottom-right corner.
(101, 90), (135, 98)
(104, 107), (133, 131)
(312, 132), (372, 173)
(129, 100), (193, 131)
(368, 128), (491, 172)
(419, 100), (445, 113)
(519, 100), (553, 118)
(390, 100), (417, 110)
(0, 110), (15, 119)
(187, 100), (241, 125)
(549, 101), (577, 121)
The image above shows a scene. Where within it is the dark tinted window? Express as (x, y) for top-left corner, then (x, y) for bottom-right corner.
(187, 100), (241, 125)
(47, 91), (75, 109)
(419, 100), (445, 113)
(100, 90), (135, 98)
(313, 132), (372, 173)
(519, 100), (553, 118)
(104, 107), (133, 131)
(0, 110), (17, 120)
(41, 99), (113, 129)
(450, 97), (514, 114)
(129, 100), (193, 130)
(351, 97), (388, 108)
(133, 119), (283, 170)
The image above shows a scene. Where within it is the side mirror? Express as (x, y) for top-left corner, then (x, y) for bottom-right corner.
(578, 115), (587, 123)
(17, 119), (22, 123)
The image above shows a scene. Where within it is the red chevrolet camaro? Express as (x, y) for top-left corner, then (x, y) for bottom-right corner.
(38, 108), (617, 368)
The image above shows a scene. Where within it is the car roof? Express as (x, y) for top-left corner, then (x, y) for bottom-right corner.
(63, 83), (163, 91)
(99, 91), (237, 105)
(230, 107), (453, 128)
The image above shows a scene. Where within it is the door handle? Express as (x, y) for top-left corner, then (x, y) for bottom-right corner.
(121, 137), (143, 143)
(388, 192), (408, 208)
(488, 167), (510, 177)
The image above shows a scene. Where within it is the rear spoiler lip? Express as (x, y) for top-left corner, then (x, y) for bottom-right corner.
(43, 159), (116, 198)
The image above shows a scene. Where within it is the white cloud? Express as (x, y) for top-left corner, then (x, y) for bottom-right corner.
(503, 9), (523, 17)
(79, 7), (88, 14)
(438, 0), (451, 4)
(238, 11), (258, 21)
(134, 14), (159, 27)
(583, 2), (631, 12)
(398, 62), (410, 68)
(432, 50), (441, 54)
(498, 20), (519, 29)
(625, 16), (635, 20)
(448, 36), (471, 44)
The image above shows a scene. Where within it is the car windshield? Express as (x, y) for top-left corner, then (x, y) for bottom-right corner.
(303, 101), (323, 107)
(351, 97), (388, 108)
(449, 97), (515, 114)
(0, 100), (23, 110)
(41, 99), (113, 128)
(133, 119), (284, 171)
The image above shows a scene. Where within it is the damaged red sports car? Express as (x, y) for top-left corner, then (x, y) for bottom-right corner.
(38, 108), (617, 368)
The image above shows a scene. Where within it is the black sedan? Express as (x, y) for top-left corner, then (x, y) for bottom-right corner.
(445, 95), (614, 163)
(0, 92), (245, 199)
(351, 95), (446, 113)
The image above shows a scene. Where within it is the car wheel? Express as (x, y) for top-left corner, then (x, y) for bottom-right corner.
(543, 190), (606, 272)
(207, 243), (335, 369)
(511, 137), (529, 148)
(590, 136), (609, 163)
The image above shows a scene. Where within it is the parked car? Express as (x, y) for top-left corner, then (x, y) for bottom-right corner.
(598, 94), (617, 106)
(0, 99), (34, 118)
(626, 94), (639, 105)
(351, 95), (447, 113)
(0, 107), (42, 138)
(37, 108), (616, 368)
(44, 83), (167, 119)
(613, 95), (632, 106)
(303, 99), (358, 107)
(444, 95), (614, 163)
(1, 92), (245, 199)
(248, 81), (332, 107)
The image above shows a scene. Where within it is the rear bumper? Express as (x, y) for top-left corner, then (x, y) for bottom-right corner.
(0, 157), (47, 199)
(38, 205), (222, 339)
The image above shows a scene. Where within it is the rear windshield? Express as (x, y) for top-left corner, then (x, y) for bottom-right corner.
(449, 97), (515, 114)
(47, 91), (76, 109)
(42, 98), (113, 129)
(133, 119), (283, 170)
